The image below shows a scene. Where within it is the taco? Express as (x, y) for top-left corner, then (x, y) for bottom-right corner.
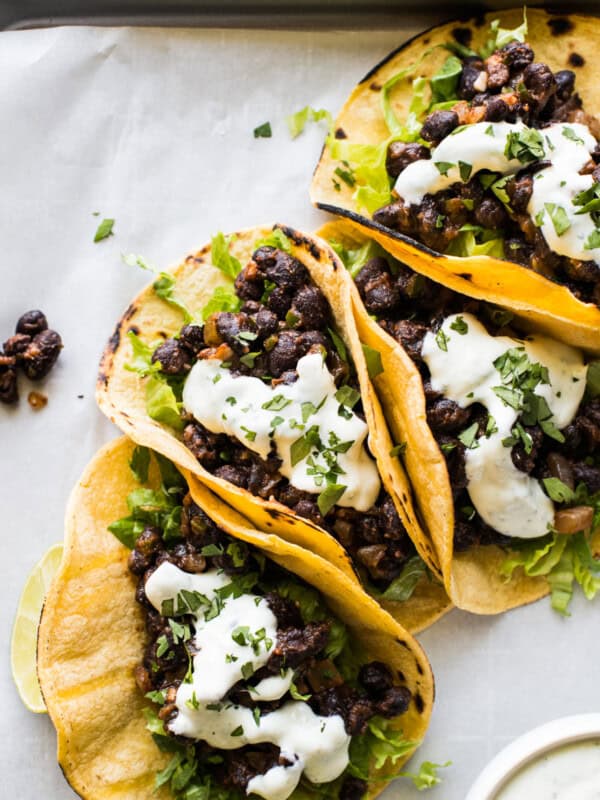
(311, 8), (600, 353)
(318, 218), (600, 615)
(37, 436), (434, 800)
(96, 224), (450, 632)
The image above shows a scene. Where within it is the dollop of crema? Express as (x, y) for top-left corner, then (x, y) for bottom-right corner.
(395, 121), (600, 263)
(145, 562), (350, 800)
(422, 313), (587, 538)
(182, 352), (381, 511)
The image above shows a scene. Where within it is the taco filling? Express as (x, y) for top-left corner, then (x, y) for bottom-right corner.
(367, 21), (600, 307)
(340, 246), (600, 604)
(142, 240), (419, 591)
(116, 457), (416, 800)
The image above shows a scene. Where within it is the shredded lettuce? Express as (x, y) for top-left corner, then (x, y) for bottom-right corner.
(210, 232), (243, 279)
(586, 361), (600, 398)
(400, 760), (452, 790)
(123, 331), (161, 376)
(146, 374), (184, 431)
(429, 56), (462, 104)
(445, 224), (504, 259)
(349, 717), (417, 778)
(287, 106), (333, 139)
(254, 228), (293, 252)
(502, 524), (600, 616)
(201, 285), (241, 321)
(481, 9), (528, 58)
(328, 238), (386, 279)
(123, 253), (195, 322)
(129, 444), (150, 483)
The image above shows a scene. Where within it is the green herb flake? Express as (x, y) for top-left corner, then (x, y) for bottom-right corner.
(434, 161), (455, 177)
(240, 425), (257, 442)
(584, 229), (600, 251)
(389, 442), (407, 458)
(544, 203), (571, 237)
(262, 394), (292, 412)
(504, 128), (545, 164)
(253, 121), (272, 138)
(334, 165), (356, 187)
(253, 707), (261, 726)
(543, 477), (576, 504)
(317, 483), (347, 516)
(458, 161), (472, 182)
(230, 726), (244, 737)
(458, 422), (479, 449)
(562, 126), (584, 145)
(94, 217), (114, 242)
(240, 352), (260, 368)
(335, 385), (361, 409)
(435, 329), (450, 352)
(361, 343), (384, 378)
(449, 315), (468, 335)
(241, 662), (255, 680)
(485, 125), (494, 136)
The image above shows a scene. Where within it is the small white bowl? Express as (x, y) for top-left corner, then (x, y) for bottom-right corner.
(465, 713), (600, 800)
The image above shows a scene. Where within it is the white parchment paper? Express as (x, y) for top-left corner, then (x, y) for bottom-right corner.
(1, 25), (597, 800)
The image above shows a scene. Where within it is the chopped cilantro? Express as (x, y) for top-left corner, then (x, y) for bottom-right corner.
(584, 229), (600, 250)
(544, 203), (571, 237)
(504, 128), (545, 164)
(240, 351), (260, 368)
(449, 316), (468, 335)
(458, 161), (472, 182)
(334, 164), (356, 187)
(562, 126), (584, 145)
(458, 422), (479, 449)
(362, 343), (384, 378)
(317, 483), (347, 516)
(389, 442), (407, 457)
(230, 726), (244, 737)
(435, 329), (449, 351)
(240, 425), (257, 442)
(253, 121), (272, 138)
(262, 394), (292, 412)
(434, 161), (454, 176)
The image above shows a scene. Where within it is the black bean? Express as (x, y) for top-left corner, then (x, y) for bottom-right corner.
(0, 361), (18, 404)
(386, 142), (430, 178)
(501, 41), (534, 70)
(16, 310), (48, 336)
(420, 110), (459, 144)
(21, 329), (62, 380)
(151, 338), (193, 374)
(474, 197), (508, 229)
(290, 285), (330, 330)
(484, 96), (509, 121)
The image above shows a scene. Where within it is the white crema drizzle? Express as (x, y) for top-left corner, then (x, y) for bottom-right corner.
(422, 313), (587, 538)
(394, 120), (600, 263)
(182, 352), (381, 511)
(145, 562), (350, 800)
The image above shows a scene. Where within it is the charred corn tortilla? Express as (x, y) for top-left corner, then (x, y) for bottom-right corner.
(37, 436), (434, 800)
(96, 224), (450, 631)
(311, 8), (600, 354)
(317, 218), (600, 614)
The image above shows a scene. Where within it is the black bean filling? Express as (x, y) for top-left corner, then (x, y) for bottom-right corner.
(150, 245), (417, 587)
(374, 40), (600, 307)
(130, 493), (411, 798)
(0, 309), (63, 404)
(354, 255), (600, 551)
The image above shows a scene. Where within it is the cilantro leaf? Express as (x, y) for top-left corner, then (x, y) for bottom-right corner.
(562, 126), (584, 145)
(381, 556), (426, 602)
(362, 343), (383, 378)
(317, 483), (346, 516)
(253, 121), (272, 138)
(504, 128), (545, 163)
(544, 203), (571, 237)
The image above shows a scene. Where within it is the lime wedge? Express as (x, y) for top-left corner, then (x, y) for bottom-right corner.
(11, 543), (64, 713)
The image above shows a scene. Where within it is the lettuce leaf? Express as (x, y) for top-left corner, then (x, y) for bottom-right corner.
(445, 225), (504, 259)
(146, 374), (183, 431)
(349, 716), (417, 779)
(210, 232), (243, 279)
(382, 556), (427, 602)
(328, 238), (386, 279)
(254, 228), (293, 252)
(201, 285), (241, 321)
(400, 759), (452, 790)
(286, 106), (332, 139)
(481, 10), (528, 58)
(123, 253), (195, 322)
(123, 331), (161, 376)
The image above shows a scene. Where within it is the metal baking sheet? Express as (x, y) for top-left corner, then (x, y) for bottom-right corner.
(2, 8), (598, 800)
